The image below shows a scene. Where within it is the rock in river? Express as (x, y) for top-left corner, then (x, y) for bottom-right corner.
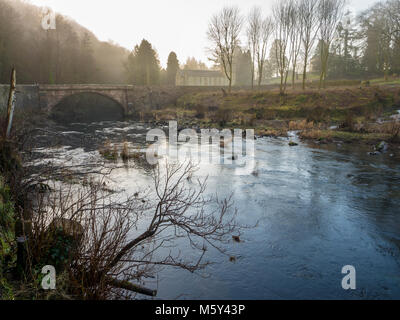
(368, 151), (381, 156)
(375, 141), (388, 153)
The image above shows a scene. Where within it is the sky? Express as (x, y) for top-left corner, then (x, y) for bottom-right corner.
(29, 0), (379, 68)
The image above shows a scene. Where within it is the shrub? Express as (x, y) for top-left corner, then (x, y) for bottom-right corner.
(215, 108), (232, 126)
(299, 129), (332, 140)
(294, 94), (308, 105)
(194, 104), (206, 119)
(99, 141), (118, 160)
(289, 120), (314, 130)
(0, 177), (15, 279)
(140, 111), (155, 122)
(341, 111), (356, 131)
(388, 122), (400, 142)
(307, 106), (329, 123)
(121, 142), (130, 162)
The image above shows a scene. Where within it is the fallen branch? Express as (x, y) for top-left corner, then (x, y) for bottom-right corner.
(107, 277), (157, 297)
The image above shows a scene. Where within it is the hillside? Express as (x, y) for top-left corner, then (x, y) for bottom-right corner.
(0, 0), (129, 84)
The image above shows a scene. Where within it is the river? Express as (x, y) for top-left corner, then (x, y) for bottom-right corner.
(30, 120), (400, 299)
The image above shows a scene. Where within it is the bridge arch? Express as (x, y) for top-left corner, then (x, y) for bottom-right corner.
(39, 85), (131, 115)
(50, 91), (126, 123)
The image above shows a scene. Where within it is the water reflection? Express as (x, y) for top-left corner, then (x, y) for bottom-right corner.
(31, 121), (400, 299)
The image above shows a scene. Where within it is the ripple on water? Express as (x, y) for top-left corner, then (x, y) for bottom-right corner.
(30, 121), (400, 299)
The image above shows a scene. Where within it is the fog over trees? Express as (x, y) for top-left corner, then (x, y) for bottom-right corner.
(0, 0), (129, 84)
(1, 0), (400, 87)
(207, 0), (400, 90)
(124, 39), (161, 85)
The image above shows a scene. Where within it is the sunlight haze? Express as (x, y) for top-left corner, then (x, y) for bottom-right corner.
(29, 0), (378, 67)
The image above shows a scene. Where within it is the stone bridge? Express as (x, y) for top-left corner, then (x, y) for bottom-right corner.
(0, 84), (238, 117)
(0, 84), (194, 117)
(39, 84), (136, 114)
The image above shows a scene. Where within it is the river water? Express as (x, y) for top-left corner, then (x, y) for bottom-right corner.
(31, 120), (400, 300)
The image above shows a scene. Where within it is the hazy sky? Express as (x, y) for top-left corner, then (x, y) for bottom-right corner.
(29, 0), (379, 68)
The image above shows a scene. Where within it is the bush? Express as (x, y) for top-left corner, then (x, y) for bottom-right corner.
(307, 106), (329, 123)
(99, 141), (118, 160)
(387, 122), (400, 142)
(341, 111), (356, 131)
(121, 142), (130, 162)
(215, 108), (232, 126)
(0, 177), (15, 274)
(194, 104), (206, 119)
(139, 111), (156, 122)
(309, 79), (361, 88)
(289, 120), (314, 130)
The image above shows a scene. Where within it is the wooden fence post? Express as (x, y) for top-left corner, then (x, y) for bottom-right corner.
(5, 68), (16, 139)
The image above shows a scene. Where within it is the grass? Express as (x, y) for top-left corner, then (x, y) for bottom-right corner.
(150, 84), (400, 146)
(299, 129), (393, 143)
(256, 127), (288, 137)
(289, 120), (316, 130)
(121, 142), (143, 162)
(0, 175), (16, 300)
(370, 77), (400, 86)
(176, 86), (400, 121)
(99, 141), (118, 160)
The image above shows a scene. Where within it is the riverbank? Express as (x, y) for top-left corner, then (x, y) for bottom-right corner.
(140, 85), (399, 154)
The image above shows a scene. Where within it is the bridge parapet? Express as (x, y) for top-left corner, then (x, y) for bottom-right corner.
(38, 84), (136, 91)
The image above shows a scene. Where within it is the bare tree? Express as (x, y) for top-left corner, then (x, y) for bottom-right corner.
(385, 0), (400, 43)
(318, 0), (346, 89)
(272, 0), (296, 95)
(299, 0), (320, 90)
(289, 0), (303, 90)
(208, 6), (244, 92)
(247, 7), (262, 89)
(257, 16), (274, 87)
(24, 161), (240, 299)
(381, 0), (400, 80)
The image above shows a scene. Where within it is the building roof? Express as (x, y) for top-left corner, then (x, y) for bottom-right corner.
(178, 69), (225, 78)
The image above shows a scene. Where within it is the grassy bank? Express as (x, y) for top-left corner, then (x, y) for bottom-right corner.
(0, 175), (16, 300)
(145, 85), (400, 146)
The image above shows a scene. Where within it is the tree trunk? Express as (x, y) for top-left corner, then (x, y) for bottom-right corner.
(292, 68), (296, 90)
(251, 54), (255, 90)
(228, 66), (233, 93)
(302, 67), (307, 90)
(258, 65), (263, 87)
(319, 43), (330, 89)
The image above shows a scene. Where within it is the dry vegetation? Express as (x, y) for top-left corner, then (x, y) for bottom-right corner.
(0, 107), (242, 300)
(146, 85), (400, 145)
(2, 140), (241, 300)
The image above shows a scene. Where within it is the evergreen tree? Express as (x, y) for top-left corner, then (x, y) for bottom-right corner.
(125, 39), (161, 85)
(183, 57), (208, 70)
(166, 51), (179, 85)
